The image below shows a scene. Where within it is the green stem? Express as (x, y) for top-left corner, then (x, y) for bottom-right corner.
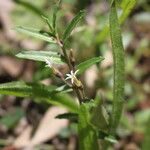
(78, 103), (99, 150)
(109, 1), (125, 135)
(56, 35), (85, 103)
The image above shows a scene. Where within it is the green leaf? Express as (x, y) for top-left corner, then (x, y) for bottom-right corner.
(54, 85), (73, 93)
(78, 103), (99, 150)
(90, 97), (109, 132)
(14, 0), (47, 18)
(104, 135), (118, 143)
(15, 26), (56, 43)
(16, 50), (64, 64)
(42, 16), (53, 32)
(77, 56), (104, 74)
(109, 1), (125, 135)
(55, 112), (78, 122)
(0, 107), (24, 129)
(52, 0), (61, 34)
(0, 81), (78, 113)
(63, 10), (85, 42)
(119, 0), (137, 24)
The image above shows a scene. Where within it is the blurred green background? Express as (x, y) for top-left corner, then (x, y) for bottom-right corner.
(0, 0), (150, 149)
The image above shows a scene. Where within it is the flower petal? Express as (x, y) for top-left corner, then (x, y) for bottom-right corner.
(65, 77), (71, 80)
(74, 69), (79, 75)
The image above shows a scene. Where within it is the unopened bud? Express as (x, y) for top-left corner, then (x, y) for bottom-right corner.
(52, 67), (63, 78)
(69, 49), (75, 67)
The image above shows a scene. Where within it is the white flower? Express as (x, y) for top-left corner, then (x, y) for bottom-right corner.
(45, 57), (53, 68)
(65, 70), (79, 84)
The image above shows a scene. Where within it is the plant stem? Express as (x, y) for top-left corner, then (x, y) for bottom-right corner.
(56, 35), (85, 104)
(78, 103), (99, 150)
(109, 1), (125, 135)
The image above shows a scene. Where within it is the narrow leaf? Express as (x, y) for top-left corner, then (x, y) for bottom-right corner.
(54, 85), (73, 93)
(14, 0), (47, 18)
(52, 0), (61, 34)
(15, 27), (56, 43)
(0, 81), (78, 113)
(63, 10), (85, 42)
(55, 112), (78, 122)
(42, 16), (53, 32)
(16, 50), (64, 64)
(77, 56), (104, 74)
(104, 135), (118, 143)
(109, 1), (125, 135)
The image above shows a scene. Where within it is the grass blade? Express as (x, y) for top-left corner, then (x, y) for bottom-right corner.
(109, 1), (125, 135)
(15, 27), (56, 43)
(16, 50), (64, 64)
(63, 10), (85, 42)
(0, 81), (78, 113)
(77, 56), (104, 74)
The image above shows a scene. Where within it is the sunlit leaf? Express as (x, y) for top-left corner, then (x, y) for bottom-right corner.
(15, 27), (56, 43)
(16, 50), (64, 64)
(104, 135), (118, 143)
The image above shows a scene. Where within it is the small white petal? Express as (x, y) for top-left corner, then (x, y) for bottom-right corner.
(45, 58), (53, 68)
(71, 78), (74, 84)
(66, 74), (71, 77)
(65, 77), (71, 80)
(70, 70), (74, 75)
(74, 69), (79, 75)
(65, 70), (79, 84)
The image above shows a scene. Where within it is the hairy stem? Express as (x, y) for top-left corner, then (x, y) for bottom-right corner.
(109, 1), (125, 135)
(56, 35), (85, 103)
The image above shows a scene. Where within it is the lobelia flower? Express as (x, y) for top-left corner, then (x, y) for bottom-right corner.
(65, 70), (79, 84)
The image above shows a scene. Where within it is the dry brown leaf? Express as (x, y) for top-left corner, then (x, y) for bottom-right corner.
(13, 125), (33, 148)
(30, 107), (68, 147)
(13, 107), (68, 149)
